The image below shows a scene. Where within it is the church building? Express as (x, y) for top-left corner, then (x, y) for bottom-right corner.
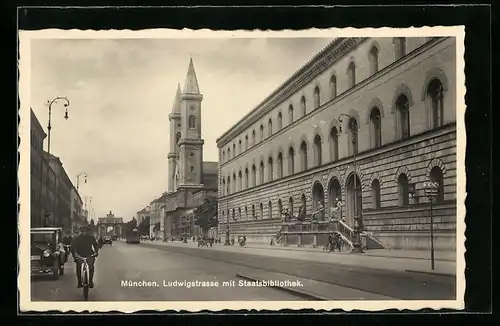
(157, 58), (218, 240)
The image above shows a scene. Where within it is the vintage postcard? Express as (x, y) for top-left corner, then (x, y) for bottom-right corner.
(18, 26), (466, 312)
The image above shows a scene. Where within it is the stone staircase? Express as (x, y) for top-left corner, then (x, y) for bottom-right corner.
(275, 219), (387, 250)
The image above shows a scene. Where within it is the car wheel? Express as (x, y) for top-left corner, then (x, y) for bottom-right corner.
(59, 264), (64, 276)
(52, 261), (60, 280)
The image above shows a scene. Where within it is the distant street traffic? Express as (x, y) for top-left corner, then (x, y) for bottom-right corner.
(31, 240), (456, 301)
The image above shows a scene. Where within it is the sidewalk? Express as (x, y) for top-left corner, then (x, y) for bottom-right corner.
(141, 240), (457, 276)
(243, 242), (456, 261)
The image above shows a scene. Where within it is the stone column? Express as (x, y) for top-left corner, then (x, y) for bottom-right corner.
(313, 234), (318, 248)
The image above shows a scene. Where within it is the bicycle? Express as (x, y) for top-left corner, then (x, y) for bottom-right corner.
(76, 253), (98, 301)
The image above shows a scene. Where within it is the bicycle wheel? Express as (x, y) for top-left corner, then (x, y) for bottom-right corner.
(83, 267), (89, 301)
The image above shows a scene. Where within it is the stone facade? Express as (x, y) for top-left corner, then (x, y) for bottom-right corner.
(30, 109), (57, 228)
(216, 37), (457, 250)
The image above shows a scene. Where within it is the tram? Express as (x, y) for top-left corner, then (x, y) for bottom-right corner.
(126, 228), (140, 244)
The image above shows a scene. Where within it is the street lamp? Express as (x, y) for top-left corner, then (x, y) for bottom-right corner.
(224, 200), (231, 245)
(46, 96), (70, 155)
(424, 181), (440, 270)
(76, 172), (88, 190)
(338, 113), (363, 254)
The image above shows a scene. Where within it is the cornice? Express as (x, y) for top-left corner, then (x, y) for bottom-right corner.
(218, 37), (448, 168)
(219, 123), (456, 201)
(180, 93), (203, 101)
(216, 37), (368, 146)
(169, 112), (180, 121)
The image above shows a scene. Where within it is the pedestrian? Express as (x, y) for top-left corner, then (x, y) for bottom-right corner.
(327, 234), (334, 252)
(335, 233), (342, 251)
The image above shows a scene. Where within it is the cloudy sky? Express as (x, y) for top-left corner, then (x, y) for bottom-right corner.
(29, 36), (333, 222)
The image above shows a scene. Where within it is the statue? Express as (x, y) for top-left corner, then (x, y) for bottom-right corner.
(311, 201), (324, 222)
(330, 198), (343, 220)
(281, 208), (291, 222)
(297, 205), (306, 222)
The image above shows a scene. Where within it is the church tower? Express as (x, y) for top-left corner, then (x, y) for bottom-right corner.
(178, 58), (204, 189)
(167, 83), (182, 193)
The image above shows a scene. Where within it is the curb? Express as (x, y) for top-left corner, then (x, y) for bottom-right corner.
(235, 273), (328, 301)
(405, 269), (455, 277)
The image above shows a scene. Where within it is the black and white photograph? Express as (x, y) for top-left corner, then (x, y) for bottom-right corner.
(19, 27), (466, 312)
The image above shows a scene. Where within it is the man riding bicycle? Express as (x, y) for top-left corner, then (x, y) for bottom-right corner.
(71, 226), (99, 288)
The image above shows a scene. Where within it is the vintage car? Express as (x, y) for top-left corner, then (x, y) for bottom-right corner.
(30, 227), (67, 280)
(102, 236), (113, 245)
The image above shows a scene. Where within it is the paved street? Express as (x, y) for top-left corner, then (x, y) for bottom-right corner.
(31, 241), (304, 301)
(31, 240), (455, 301)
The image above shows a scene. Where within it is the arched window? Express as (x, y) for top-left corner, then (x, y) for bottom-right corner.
(427, 79), (445, 129)
(288, 105), (294, 124)
(268, 156), (274, 181)
(313, 135), (322, 167)
(233, 173), (237, 193)
(227, 176), (231, 195)
(260, 124), (264, 141)
(232, 208), (235, 221)
(239, 139), (242, 153)
(252, 204), (256, 219)
(222, 179), (226, 196)
(429, 166), (445, 203)
(238, 207), (242, 219)
(268, 201), (272, 219)
(347, 61), (356, 88)
(396, 95), (411, 139)
(222, 150), (225, 162)
(300, 96), (306, 117)
(245, 135), (248, 150)
(370, 107), (382, 148)
(245, 206), (248, 219)
(260, 203), (264, 219)
(238, 170), (242, 192)
(330, 75), (337, 99)
(278, 199), (283, 218)
(288, 196), (294, 217)
(288, 147), (295, 175)
(348, 119), (359, 156)
(371, 179), (381, 209)
(252, 130), (256, 146)
(330, 127), (339, 161)
(277, 152), (283, 178)
(268, 118), (273, 136)
(277, 112), (283, 131)
(259, 161), (265, 184)
(251, 164), (256, 187)
(398, 173), (409, 206)
(300, 141), (308, 171)
(188, 115), (196, 128)
(300, 194), (307, 215)
(244, 168), (249, 189)
(369, 46), (379, 75)
(313, 86), (321, 109)
(395, 37), (407, 60)
(176, 132), (181, 144)
(227, 148), (231, 159)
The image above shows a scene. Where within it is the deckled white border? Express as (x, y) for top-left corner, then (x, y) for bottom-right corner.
(18, 26), (466, 312)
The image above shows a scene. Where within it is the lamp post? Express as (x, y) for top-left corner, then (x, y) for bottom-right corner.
(338, 113), (363, 254)
(76, 172), (88, 190)
(424, 181), (440, 270)
(46, 96), (70, 155)
(224, 200), (231, 245)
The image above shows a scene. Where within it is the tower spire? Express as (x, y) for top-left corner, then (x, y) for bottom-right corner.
(171, 83), (182, 114)
(183, 58), (200, 94)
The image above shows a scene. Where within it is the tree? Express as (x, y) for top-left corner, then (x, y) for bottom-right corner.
(194, 197), (218, 235)
(138, 216), (150, 235)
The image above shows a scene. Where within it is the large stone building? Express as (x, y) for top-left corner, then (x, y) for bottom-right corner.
(43, 152), (73, 232)
(30, 109), (57, 227)
(157, 58), (218, 240)
(216, 37), (457, 250)
(70, 187), (84, 233)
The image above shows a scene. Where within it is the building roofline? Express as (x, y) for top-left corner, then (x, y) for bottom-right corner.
(215, 38), (368, 146)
